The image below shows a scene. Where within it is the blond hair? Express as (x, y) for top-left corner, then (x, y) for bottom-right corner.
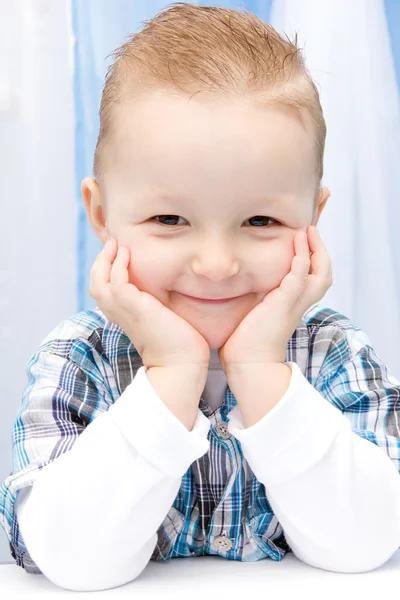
(93, 2), (326, 192)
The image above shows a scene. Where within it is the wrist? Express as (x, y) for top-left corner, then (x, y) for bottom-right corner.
(147, 363), (208, 388)
(224, 360), (287, 377)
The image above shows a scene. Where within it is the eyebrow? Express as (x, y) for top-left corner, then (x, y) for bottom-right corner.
(146, 191), (291, 205)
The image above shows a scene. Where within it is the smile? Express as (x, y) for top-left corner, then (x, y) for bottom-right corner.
(178, 293), (241, 304)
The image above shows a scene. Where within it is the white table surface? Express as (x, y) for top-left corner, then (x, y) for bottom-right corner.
(1, 550), (400, 599)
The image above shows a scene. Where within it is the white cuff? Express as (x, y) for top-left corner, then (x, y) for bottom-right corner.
(107, 366), (211, 479)
(226, 361), (345, 484)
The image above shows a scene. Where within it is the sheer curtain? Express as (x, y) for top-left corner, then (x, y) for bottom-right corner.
(270, 0), (400, 374)
(71, 0), (169, 310)
(0, 0), (75, 562)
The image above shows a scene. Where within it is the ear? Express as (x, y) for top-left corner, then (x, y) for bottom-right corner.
(311, 187), (331, 226)
(81, 177), (109, 244)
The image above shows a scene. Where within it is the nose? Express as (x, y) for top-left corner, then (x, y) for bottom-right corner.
(190, 241), (240, 280)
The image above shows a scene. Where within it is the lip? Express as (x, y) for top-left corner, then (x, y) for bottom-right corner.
(179, 293), (241, 304)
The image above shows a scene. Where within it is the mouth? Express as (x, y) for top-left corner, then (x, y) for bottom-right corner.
(178, 293), (242, 304)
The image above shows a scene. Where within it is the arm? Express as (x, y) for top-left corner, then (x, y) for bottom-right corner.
(15, 364), (210, 591)
(226, 355), (400, 573)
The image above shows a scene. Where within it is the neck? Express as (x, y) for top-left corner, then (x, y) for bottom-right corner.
(209, 347), (221, 369)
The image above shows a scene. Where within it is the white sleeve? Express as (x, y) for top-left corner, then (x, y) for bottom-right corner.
(15, 365), (211, 592)
(227, 361), (400, 573)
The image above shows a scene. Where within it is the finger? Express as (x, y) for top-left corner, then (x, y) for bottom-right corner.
(290, 231), (311, 280)
(89, 238), (118, 294)
(308, 226), (332, 279)
(109, 246), (130, 288)
(279, 232), (310, 300)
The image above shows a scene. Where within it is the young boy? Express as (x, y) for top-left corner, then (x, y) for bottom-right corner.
(1, 2), (400, 592)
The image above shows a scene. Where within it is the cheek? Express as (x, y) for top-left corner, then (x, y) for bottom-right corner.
(254, 241), (294, 291)
(121, 235), (185, 303)
(126, 252), (174, 300)
(123, 236), (294, 298)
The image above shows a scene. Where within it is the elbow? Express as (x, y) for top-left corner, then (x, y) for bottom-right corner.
(290, 540), (400, 574)
(33, 533), (158, 592)
(285, 527), (400, 574)
(17, 484), (158, 591)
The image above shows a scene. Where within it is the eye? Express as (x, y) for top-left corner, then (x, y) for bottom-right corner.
(244, 216), (280, 227)
(151, 215), (281, 227)
(152, 215), (187, 226)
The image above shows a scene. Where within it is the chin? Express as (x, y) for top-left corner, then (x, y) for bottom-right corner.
(169, 293), (258, 349)
(192, 320), (238, 350)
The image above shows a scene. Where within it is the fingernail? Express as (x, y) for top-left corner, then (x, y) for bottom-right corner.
(104, 239), (113, 249)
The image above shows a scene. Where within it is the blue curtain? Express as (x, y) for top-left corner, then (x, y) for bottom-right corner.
(385, 0), (400, 90)
(71, 0), (399, 312)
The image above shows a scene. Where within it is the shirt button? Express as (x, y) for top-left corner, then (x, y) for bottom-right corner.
(212, 534), (233, 551)
(215, 420), (231, 440)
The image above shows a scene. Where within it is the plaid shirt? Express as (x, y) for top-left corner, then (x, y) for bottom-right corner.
(1, 303), (400, 574)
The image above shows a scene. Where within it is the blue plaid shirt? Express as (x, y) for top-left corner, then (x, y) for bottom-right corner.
(1, 303), (400, 573)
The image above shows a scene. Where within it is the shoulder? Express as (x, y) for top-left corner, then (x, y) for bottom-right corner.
(39, 306), (107, 348)
(303, 303), (351, 328)
(297, 303), (375, 379)
(33, 306), (137, 375)
(302, 303), (373, 349)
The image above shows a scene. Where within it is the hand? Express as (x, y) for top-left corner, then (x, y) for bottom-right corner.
(218, 226), (333, 371)
(89, 239), (211, 370)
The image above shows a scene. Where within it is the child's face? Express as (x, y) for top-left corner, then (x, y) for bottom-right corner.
(92, 92), (329, 350)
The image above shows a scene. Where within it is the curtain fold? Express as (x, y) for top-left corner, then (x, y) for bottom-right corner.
(71, 0), (169, 310)
(270, 0), (400, 373)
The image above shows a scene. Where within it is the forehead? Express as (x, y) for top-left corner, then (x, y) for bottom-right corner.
(107, 92), (317, 199)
